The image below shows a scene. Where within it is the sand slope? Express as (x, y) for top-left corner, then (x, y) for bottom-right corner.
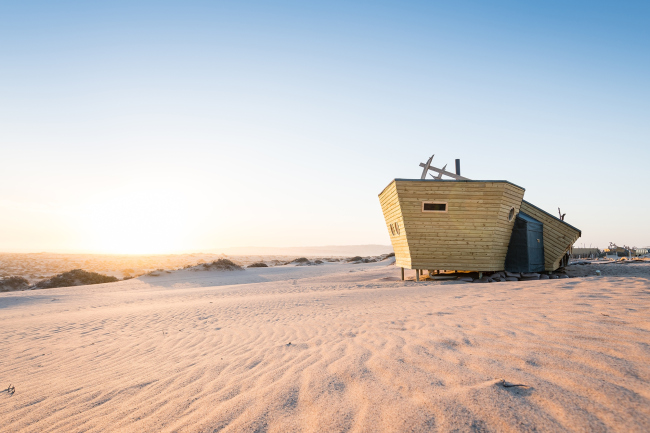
(1, 261), (649, 432)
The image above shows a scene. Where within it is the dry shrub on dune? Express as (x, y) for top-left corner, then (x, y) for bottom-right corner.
(347, 256), (378, 263)
(35, 269), (119, 289)
(0, 276), (30, 292)
(200, 259), (243, 271)
(291, 257), (311, 265)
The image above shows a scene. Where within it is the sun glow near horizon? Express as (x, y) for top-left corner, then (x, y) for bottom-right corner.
(73, 187), (198, 255)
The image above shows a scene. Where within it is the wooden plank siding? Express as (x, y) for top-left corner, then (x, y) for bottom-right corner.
(378, 181), (411, 268)
(379, 180), (525, 271)
(519, 201), (581, 271)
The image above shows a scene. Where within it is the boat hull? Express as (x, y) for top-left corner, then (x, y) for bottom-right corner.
(379, 179), (526, 271)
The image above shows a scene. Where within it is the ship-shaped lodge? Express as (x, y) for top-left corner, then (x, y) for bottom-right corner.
(379, 157), (581, 278)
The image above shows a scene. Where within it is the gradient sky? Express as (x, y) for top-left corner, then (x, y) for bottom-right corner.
(1, 1), (648, 254)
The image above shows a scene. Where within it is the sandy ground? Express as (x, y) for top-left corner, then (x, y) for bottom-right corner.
(566, 260), (650, 278)
(1, 261), (649, 432)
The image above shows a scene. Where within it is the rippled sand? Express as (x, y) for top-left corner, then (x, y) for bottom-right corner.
(1, 261), (649, 432)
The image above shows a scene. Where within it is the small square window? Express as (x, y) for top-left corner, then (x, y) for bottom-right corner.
(422, 202), (447, 212)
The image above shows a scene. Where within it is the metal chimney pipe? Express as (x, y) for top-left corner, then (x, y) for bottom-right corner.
(455, 159), (461, 176)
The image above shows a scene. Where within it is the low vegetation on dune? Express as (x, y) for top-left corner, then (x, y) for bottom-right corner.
(0, 276), (30, 292)
(292, 257), (311, 265)
(146, 269), (168, 276)
(347, 256), (378, 263)
(289, 257), (325, 266)
(199, 259), (243, 271)
(35, 269), (119, 289)
(0, 253), (396, 292)
(345, 253), (394, 263)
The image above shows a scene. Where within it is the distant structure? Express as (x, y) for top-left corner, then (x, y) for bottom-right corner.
(379, 154), (581, 280)
(603, 243), (649, 258)
(636, 247), (649, 257)
(571, 248), (600, 259)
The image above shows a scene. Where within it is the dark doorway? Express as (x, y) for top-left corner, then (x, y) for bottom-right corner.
(505, 212), (545, 273)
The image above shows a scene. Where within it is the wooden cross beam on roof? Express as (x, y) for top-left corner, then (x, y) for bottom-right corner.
(420, 154), (434, 179)
(435, 164), (447, 179)
(418, 157), (469, 180)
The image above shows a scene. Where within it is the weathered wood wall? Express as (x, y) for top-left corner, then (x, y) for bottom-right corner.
(379, 180), (525, 271)
(519, 201), (581, 271)
(378, 181), (411, 268)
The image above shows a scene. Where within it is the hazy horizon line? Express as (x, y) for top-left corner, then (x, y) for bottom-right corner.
(0, 244), (394, 256)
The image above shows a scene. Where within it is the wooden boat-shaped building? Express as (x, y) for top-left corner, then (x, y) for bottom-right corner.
(379, 160), (581, 276)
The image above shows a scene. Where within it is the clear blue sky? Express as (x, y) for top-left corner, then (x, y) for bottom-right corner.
(1, 1), (648, 253)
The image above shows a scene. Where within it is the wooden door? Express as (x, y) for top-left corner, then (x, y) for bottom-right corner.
(527, 227), (545, 272)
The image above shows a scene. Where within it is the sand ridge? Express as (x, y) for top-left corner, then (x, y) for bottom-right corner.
(1, 261), (649, 432)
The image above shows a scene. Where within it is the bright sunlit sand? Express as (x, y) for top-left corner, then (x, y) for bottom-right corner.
(1, 260), (649, 432)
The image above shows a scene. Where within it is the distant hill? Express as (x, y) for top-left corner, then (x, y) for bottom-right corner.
(214, 245), (393, 257)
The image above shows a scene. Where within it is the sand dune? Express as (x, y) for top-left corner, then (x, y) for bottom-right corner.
(213, 245), (393, 257)
(0, 252), (355, 283)
(1, 261), (649, 432)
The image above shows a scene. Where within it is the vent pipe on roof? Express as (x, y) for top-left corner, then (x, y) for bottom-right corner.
(455, 159), (461, 176)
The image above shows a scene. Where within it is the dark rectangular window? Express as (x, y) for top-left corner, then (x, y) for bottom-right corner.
(423, 202), (447, 212)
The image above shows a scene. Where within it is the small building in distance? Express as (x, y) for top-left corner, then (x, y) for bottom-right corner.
(571, 247), (600, 259)
(379, 156), (581, 278)
(602, 245), (648, 258)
